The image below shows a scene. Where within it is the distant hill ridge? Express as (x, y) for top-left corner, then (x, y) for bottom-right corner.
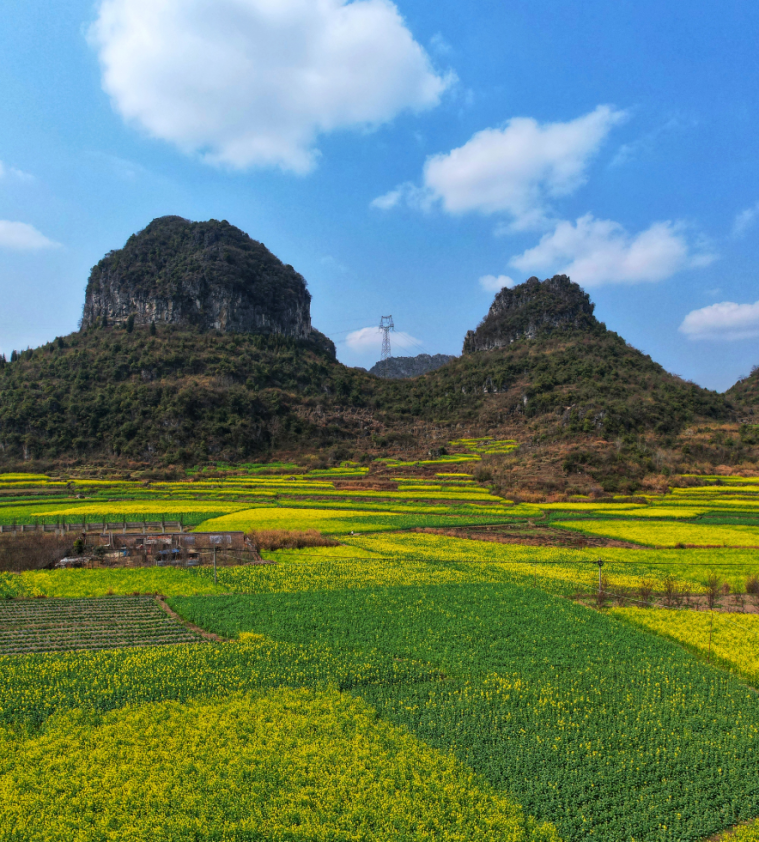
(370, 354), (455, 379)
(727, 366), (759, 413)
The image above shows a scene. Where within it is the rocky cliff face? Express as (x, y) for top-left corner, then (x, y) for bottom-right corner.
(463, 275), (598, 354)
(81, 216), (316, 341)
(369, 353), (455, 379)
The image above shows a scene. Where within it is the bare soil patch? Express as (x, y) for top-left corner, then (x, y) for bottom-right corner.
(413, 525), (643, 549)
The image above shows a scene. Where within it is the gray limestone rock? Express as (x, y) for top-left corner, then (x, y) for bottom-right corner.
(463, 274), (598, 354)
(81, 216), (322, 345)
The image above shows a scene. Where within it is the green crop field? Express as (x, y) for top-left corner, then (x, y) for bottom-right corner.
(170, 583), (759, 841)
(2, 469), (759, 840)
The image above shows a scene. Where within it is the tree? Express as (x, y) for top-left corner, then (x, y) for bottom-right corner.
(126, 314), (135, 334)
(150, 321), (157, 336)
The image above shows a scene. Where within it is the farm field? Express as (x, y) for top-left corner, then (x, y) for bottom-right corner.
(0, 567), (227, 599)
(554, 519), (759, 547)
(2, 467), (759, 839)
(170, 583), (759, 841)
(613, 608), (759, 687)
(0, 595), (201, 654)
(0, 688), (556, 842)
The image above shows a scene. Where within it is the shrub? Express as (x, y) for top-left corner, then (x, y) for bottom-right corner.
(705, 573), (722, 609)
(247, 529), (340, 552)
(0, 532), (73, 572)
(662, 574), (680, 607)
(638, 578), (655, 606)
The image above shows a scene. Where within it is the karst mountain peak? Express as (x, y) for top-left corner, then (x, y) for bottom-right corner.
(80, 216), (327, 347)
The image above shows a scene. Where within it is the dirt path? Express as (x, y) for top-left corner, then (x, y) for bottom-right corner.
(155, 596), (229, 643)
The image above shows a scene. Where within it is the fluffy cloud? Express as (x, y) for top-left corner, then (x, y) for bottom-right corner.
(509, 214), (715, 287)
(733, 202), (759, 238)
(679, 301), (759, 341)
(372, 105), (626, 228)
(345, 325), (421, 354)
(370, 182), (433, 211)
(0, 161), (34, 182)
(479, 274), (515, 293)
(0, 221), (60, 250)
(89, 0), (451, 173)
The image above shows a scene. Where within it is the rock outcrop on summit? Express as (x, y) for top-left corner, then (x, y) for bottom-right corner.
(81, 216), (325, 345)
(463, 275), (598, 354)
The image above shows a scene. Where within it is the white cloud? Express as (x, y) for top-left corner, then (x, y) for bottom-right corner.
(345, 325), (421, 354)
(733, 202), (759, 238)
(479, 274), (515, 293)
(320, 255), (348, 273)
(680, 301), (759, 341)
(373, 105), (626, 228)
(509, 214), (716, 287)
(0, 161), (35, 182)
(0, 221), (60, 251)
(429, 32), (453, 57)
(370, 181), (433, 211)
(89, 0), (452, 173)
(609, 114), (691, 169)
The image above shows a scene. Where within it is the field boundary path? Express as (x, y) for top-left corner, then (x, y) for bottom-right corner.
(156, 596), (228, 643)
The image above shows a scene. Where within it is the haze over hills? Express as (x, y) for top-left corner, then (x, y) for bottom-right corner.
(0, 218), (754, 493)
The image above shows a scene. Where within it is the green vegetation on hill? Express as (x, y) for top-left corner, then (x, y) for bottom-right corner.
(0, 321), (737, 472)
(81, 216), (316, 337)
(379, 329), (731, 436)
(727, 366), (759, 412)
(463, 274), (597, 352)
(0, 326), (365, 464)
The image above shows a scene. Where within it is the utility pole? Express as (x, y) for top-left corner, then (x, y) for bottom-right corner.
(213, 546), (218, 585)
(379, 316), (394, 360)
(596, 559), (604, 598)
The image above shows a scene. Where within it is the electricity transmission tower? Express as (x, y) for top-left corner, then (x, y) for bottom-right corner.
(379, 316), (394, 360)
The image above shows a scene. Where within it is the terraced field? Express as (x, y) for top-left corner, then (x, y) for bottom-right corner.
(2, 467), (759, 840)
(0, 596), (202, 654)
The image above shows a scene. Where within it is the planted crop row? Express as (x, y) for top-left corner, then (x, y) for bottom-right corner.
(171, 583), (759, 841)
(0, 596), (202, 654)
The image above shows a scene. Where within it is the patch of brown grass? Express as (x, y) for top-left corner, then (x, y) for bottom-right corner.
(246, 529), (340, 552)
(0, 532), (73, 572)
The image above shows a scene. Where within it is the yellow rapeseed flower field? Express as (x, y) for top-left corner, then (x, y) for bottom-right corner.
(35, 501), (250, 518)
(612, 607), (759, 687)
(0, 688), (558, 842)
(554, 520), (759, 547)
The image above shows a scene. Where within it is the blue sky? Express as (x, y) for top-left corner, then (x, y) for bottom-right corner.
(1, 0), (758, 390)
